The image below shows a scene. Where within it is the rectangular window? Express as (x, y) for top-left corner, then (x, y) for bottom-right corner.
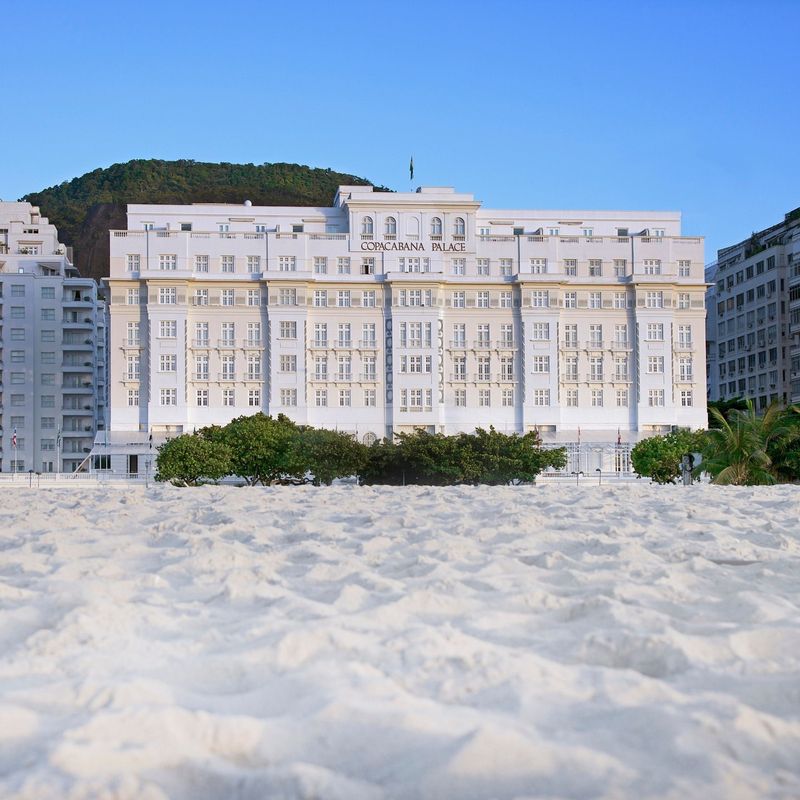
(564, 324), (578, 348)
(566, 388), (578, 407)
(591, 389), (604, 407)
(479, 389), (491, 407)
(477, 258), (490, 276)
(159, 320), (177, 338)
(196, 390), (209, 407)
(452, 291), (466, 308)
(127, 254), (141, 272)
(680, 390), (694, 407)
(247, 289), (261, 306)
(247, 323), (261, 346)
(339, 389), (352, 407)
(280, 288), (297, 306)
(280, 355), (297, 373)
(648, 356), (664, 373)
(337, 290), (351, 308)
(499, 258), (513, 277)
(501, 388), (514, 406)
(564, 292), (576, 308)
(613, 259), (627, 277)
(314, 289), (327, 307)
(278, 256), (296, 272)
(454, 388), (467, 407)
(532, 322), (549, 340)
(678, 292), (690, 309)
(646, 323), (664, 341)
(648, 389), (665, 407)
(337, 257), (351, 274)
(613, 292), (626, 309)
(645, 291), (663, 308)
(194, 288), (209, 306)
(588, 259), (602, 277)
(280, 321), (297, 339)
(477, 291), (490, 308)
(160, 388), (177, 406)
(248, 389), (261, 407)
(643, 259), (661, 275)
(195, 322), (210, 345)
(451, 258), (465, 276)
(362, 290), (376, 307)
(361, 258), (375, 275)
(563, 259), (577, 276)
(314, 257), (327, 274)
(158, 287), (176, 304)
(223, 389), (235, 407)
(499, 291), (513, 308)
(221, 255), (235, 273)
(247, 255), (261, 273)
(195, 255), (209, 272)
(530, 258), (547, 274)
(159, 354), (177, 372)
(315, 389), (328, 407)
(678, 260), (691, 277)
(127, 288), (140, 305)
(128, 389), (139, 407)
(364, 389), (376, 407)
(531, 290), (549, 308)
(159, 254), (177, 271)
(534, 389), (550, 406)
(616, 389), (629, 407)
(280, 389), (297, 406)
(589, 292), (602, 309)
(532, 356), (550, 373)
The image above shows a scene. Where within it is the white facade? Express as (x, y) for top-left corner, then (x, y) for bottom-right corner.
(102, 186), (706, 475)
(706, 208), (800, 408)
(0, 202), (106, 473)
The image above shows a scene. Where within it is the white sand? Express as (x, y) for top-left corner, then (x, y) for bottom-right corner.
(1, 484), (799, 800)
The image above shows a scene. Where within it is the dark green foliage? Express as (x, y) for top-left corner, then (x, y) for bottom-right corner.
(155, 434), (232, 486)
(219, 413), (305, 485)
(291, 428), (368, 485)
(360, 428), (566, 485)
(21, 159), (389, 282)
(630, 428), (704, 484)
(701, 401), (800, 485)
(707, 398), (748, 428)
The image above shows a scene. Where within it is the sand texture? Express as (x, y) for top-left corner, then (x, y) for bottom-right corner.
(1, 484), (799, 799)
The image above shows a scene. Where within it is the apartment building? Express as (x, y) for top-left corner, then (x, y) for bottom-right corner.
(706, 208), (800, 408)
(0, 202), (106, 473)
(98, 186), (706, 476)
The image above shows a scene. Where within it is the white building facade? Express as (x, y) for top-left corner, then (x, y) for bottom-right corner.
(0, 202), (106, 473)
(101, 186), (706, 475)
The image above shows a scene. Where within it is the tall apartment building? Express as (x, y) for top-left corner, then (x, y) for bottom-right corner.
(98, 186), (706, 476)
(0, 202), (106, 473)
(706, 208), (800, 408)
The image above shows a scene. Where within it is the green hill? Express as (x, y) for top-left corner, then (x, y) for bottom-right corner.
(22, 159), (388, 283)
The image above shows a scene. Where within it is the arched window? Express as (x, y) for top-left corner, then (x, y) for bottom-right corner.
(385, 216), (397, 236)
(363, 431), (377, 446)
(431, 217), (442, 237)
(361, 216), (374, 236)
(454, 217), (465, 237)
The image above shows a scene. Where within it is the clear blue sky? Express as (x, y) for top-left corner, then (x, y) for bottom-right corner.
(2, 0), (798, 259)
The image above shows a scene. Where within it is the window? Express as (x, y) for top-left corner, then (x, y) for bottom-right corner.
(385, 216), (397, 236)
(314, 323), (328, 347)
(337, 290), (351, 308)
(564, 292), (577, 308)
(196, 389), (209, 406)
(566, 389), (578, 407)
(613, 292), (626, 309)
(222, 389), (235, 407)
(126, 354), (140, 379)
(499, 291), (513, 309)
(338, 323), (352, 347)
(218, 224), (229, 233)
(246, 255), (261, 273)
(280, 389), (297, 406)
(616, 389), (629, 407)
(41, 352), (55, 364)
(280, 288), (297, 306)
(530, 258), (547, 274)
(220, 255), (235, 273)
(430, 217), (442, 237)
(678, 292), (690, 309)
(589, 259), (602, 277)
(247, 289), (261, 307)
(589, 324), (603, 346)
(361, 216), (374, 237)
(364, 389), (376, 407)
(127, 288), (140, 305)
(613, 259), (627, 277)
(159, 354), (177, 372)
(127, 388), (139, 407)
(360, 257), (375, 275)
(678, 325), (692, 347)
(314, 356), (328, 380)
(160, 388), (177, 406)
(565, 356), (578, 380)
(455, 388), (466, 407)
(591, 389), (604, 407)
(451, 258), (466, 276)
(195, 255), (209, 272)
(582, 228), (593, 237)
(679, 357), (693, 381)
(646, 323), (664, 341)
(452, 323), (466, 347)
(500, 357), (514, 381)
(221, 289), (234, 306)
(223, 354), (237, 381)
(533, 389), (550, 406)
(648, 389), (665, 407)
(531, 290), (549, 308)
(10, 329), (25, 342)
(159, 254), (177, 271)
(159, 287), (176, 304)
(499, 259), (513, 277)
(337, 257), (351, 274)
(589, 356), (604, 381)
(127, 254), (141, 272)
(564, 324), (578, 348)
(40, 308), (55, 321)
(362, 323), (377, 346)
(314, 290), (327, 307)
(10, 372), (24, 384)
(246, 322), (261, 345)
(477, 291), (490, 309)
(532, 356), (550, 373)
(339, 389), (352, 407)
(280, 355), (296, 373)
(195, 322), (210, 346)
(362, 290), (376, 307)
(248, 389), (261, 407)
(478, 389), (491, 407)
(477, 259), (490, 276)
(589, 292), (602, 309)
(648, 356), (664, 373)
(278, 256), (296, 272)
(501, 389), (514, 407)
(314, 256), (328, 274)
(454, 217), (465, 237)
(11, 306), (25, 319)
(315, 389), (328, 407)
(532, 322), (549, 340)
(645, 291), (663, 308)
(194, 288), (209, 306)
(614, 356), (628, 380)
(476, 324), (490, 347)
(643, 259), (661, 275)
(11, 394), (25, 406)
(563, 259), (577, 276)
(678, 260), (691, 277)
(195, 355), (209, 379)
(10, 285), (25, 297)
(363, 355), (377, 379)
(680, 390), (694, 407)
(280, 321), (297, 339)
(452, 291), (466, 308)
(159, 320), (177, 338)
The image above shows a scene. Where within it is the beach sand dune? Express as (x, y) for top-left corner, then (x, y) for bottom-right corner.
(1, 484), (799, 799)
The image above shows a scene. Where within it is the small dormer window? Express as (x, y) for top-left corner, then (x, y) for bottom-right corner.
(454, 217), (465, 237)
(431, 217), (442, 237)
(385, 216), (397, 236)
(292, 224), (304, 233)
(361, 216), (374, 237)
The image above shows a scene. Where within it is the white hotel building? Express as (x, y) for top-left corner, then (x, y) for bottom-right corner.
(100, 186), (706, 475)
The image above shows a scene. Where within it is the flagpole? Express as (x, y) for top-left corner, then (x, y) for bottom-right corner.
(12, 427), (17, 478)
(57, 425), (62, 475)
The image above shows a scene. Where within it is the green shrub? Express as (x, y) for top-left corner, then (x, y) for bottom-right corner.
(631, 429), (703, 484)
(155, 434), (232, 486)
(292, 428), (367, 485)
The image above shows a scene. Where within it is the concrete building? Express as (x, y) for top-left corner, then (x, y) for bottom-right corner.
(0, 202), (106, 473)
(97, 186), (706, 476)
(706, 208), (800, 408)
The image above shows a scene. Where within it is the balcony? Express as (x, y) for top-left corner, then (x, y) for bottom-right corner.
(309, 340), (329, 349)
(611, 340), (631, 351)
(121, 339), (142, 349)
(587, 373), (605, 383)
(473, 373), (493, 382)
(450, 373), (467, 382)
(449, 340), (467, 349)
(563, 341), (579, 350)
(192, 339), (211, 349)
(585, 340), (605, 350)
(674, 341), (694, 351)
(473, 340), (492, 350)
(358, 339), (378, 350)
(192, 373), (210, 382)
(495, 340), (516, 349)
(62, 364), (94, 373)
(359, 373), (378, 382)
(333, 340), (353, 350)
(217, 339), (237, 349)
(336, 374), (352, 382)
(242, 339), (263, 348)
(243, 373), (262, 382)
(217, 373), (237, 381)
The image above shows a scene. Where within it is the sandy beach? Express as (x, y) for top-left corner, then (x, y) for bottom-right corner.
(1, 484), (799, 799)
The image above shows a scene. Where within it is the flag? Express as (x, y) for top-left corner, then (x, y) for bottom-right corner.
(617, 428), (621, 446)
(56, 427), (62, 449)
(577, 426), (581, 445)
(409, 157), (414, 181)
(12, 428), (16, 448)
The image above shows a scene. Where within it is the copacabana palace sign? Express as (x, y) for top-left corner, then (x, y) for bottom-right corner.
(360, 241), (466, 252)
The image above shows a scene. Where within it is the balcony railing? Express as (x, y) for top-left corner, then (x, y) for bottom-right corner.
(473, 340), (492, 349)
(450, 373), (467, 382)
(121, 339), (141, 347)
(473, 373), (492, 382)
(359, 373), (378, 382)
(218, 372), (236, 381)
(310, 340), (328, 349)
(193, 339), (211, 348)
(585, 340), (605, 349)
(496, 340), (515, 349)
(217, 339), (237, 348)
(358, 339), (378, 349)
(449, 340), (467, 349)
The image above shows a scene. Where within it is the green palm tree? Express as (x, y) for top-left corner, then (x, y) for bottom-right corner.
(701, 400), (797, 485)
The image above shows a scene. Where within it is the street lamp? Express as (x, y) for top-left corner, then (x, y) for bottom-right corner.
(571, 470), (584, 486)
